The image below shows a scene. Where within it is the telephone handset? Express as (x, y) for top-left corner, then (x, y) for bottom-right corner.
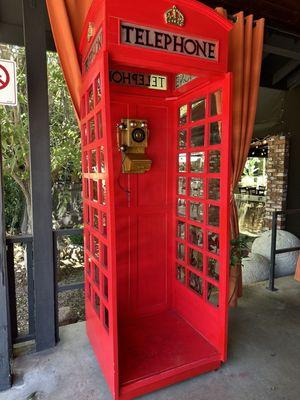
(117, 118), (152, 173)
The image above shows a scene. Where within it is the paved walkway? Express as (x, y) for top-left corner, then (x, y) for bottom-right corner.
(1, 276), (300, 400)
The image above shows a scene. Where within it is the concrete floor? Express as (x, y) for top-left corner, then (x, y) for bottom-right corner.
(1, 276), (300, 400)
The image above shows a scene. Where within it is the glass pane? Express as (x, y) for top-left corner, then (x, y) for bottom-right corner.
(207, 283), (219, 307)
(177, 221), (185, 239)
(101, 243), (108, 268)
(86, 257), (91, 276)
(94, 293), (100, 316)
(208, 178), (220, 200)
(96, 74), (101, 103)
(85, 231), (90, 251)
(190, 178), (204, 198)
(100, 180), (107, 205)
(104, 307), (109, 330)
(84, 205), (90, 225)
(191, 98), (205, 122)
(97, 112), (103, 139)
(208, 205), (220, 227)
(92, 180), (98, 201)
(178, 153), (187, 172)
(179, 105), (187, 125)
(189, 225), (203, 247)
(178, 177), (186, 195)
(90, 118), (95, 142)
(176, 264), (186, 284)
(210, 90), (222, 116)
(191, 125), (205, 147)
(189, 202), (204, 222)
(101, 213), (107, 237)
(210, 121), (222, 145)
(208, 257), (220, 281)
(190, 152), (204, 173)
(177, 242), (185, 261)
(88, 86), (94, 112)
(83, 152), (88, 173)
(209, 150), (221, 173)
(91, 150), (97, 172)
(103, 275), (108, 298)
(94, 264), (99, 287)
(208, 231), (220, 255)
(178, 130), (187, 149)
(177, 199), (186, 217)
(189, 272), (202, 295)
(189, 248), (203, 271)
(100, 146), (105, 173)
(93, 236), (99, 259)
(93, 208), (99, 229)
(83, 124), (88, 145)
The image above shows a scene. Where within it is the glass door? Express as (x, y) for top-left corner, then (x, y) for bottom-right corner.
(174, 74), (231, 360)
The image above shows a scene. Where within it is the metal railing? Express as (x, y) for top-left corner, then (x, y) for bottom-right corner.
(268, 209), (300, 291)
(7, 228), (84, 345)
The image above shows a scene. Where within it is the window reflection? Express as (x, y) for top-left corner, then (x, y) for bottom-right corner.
(190, 152), (204, 173)
(191, 98), (205, 122)
(191, 125), (204, 147)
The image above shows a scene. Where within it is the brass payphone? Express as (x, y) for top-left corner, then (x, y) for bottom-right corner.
(117, 118), (152, 173)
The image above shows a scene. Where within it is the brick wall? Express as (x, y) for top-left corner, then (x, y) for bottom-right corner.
(264, 135), (289, 229)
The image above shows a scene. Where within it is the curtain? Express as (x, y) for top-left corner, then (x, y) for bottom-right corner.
(46, 0), (92, 119)
(216, 8), (265, 305)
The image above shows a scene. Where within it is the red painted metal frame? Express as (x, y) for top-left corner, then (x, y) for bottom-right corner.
(79, 1), (232, 399)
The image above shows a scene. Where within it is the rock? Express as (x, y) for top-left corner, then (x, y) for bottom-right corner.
(242, 253), (270, 284)
(58, 306), (78, 326)
(252, 230), (300, 276)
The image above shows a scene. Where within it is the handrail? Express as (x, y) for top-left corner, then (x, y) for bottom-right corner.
(6, 228), (84, 345)
(268, 210), (300, 291)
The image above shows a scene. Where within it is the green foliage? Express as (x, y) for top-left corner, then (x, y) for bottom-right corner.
(3, 175), (24, 233)
(0, 44), (81, 233)
(230, 235), (249, 268)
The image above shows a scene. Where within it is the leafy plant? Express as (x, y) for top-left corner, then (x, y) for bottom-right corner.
(230, 235), (249, 268)
(0, 44), (81, 233)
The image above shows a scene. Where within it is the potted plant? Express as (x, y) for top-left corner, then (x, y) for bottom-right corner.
(229, 235), (249, 306)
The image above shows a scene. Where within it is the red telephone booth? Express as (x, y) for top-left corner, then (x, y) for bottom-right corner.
(79, 1), (232, 398)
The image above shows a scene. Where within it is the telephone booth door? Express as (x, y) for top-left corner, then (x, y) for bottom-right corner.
(79, 1), (232, 399)
(174, 75), (231, 362)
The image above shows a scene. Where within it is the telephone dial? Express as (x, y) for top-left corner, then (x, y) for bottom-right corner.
(117, 118), (152, 173)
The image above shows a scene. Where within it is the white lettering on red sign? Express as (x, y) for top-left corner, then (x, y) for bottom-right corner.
(120, 22), (218, 61)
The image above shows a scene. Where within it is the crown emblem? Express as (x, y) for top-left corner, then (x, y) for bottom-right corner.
(164, 5), (185, 27)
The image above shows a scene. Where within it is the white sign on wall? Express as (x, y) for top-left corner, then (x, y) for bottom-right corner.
(0, 59), (17, 106)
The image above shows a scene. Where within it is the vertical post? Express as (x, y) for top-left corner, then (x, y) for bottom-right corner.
(268, 211), (278, 291)
(6, 243), (17, 341)
(52, 231), (59, 343)
(26, 241), (35, 336)
(22, 0), (56, 350)
(0, 128), (12, 390)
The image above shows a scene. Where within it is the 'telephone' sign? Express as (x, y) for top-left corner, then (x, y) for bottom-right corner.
(120, 22), (218, 61)
(110, 70), (167, 90)
(0, 59), (17, 106)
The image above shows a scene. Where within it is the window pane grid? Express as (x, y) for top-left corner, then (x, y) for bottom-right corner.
(175, 93), (224, 308)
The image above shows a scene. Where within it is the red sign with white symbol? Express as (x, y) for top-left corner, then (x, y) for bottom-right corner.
(0, 59), (17, 106)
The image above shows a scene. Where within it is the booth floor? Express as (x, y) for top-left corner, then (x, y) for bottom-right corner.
(1, 275), (300, 400)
